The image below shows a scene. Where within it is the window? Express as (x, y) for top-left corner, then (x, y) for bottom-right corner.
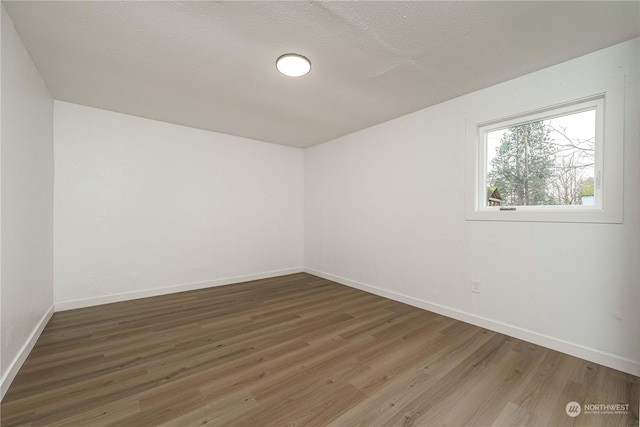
(466, 80), (624, 223)
(483, 97), (601, 208)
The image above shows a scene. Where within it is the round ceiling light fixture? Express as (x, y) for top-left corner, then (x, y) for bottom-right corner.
(276, 53), (311, 77)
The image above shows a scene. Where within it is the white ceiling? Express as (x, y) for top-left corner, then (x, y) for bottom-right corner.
(4, 1), (639, 148)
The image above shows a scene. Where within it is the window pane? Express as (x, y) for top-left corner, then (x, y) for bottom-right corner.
(485, 109), (596, 207)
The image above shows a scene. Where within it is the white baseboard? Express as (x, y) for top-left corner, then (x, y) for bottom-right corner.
(305, 267), (640, 377)
(1, 305), (55, 401)
(55, 267), (305, 312)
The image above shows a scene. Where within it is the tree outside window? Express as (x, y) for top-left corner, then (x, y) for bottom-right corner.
(485, 110), (595, 207)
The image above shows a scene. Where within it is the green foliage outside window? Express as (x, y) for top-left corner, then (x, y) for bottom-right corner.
(487, 114), (595, 207)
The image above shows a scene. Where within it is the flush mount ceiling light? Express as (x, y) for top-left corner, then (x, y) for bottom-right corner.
(276, 53), (311, 77)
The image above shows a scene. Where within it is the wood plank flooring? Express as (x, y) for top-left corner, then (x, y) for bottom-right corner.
(1, 273), (638, 426)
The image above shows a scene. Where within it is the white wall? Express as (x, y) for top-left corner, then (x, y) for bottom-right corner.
(1, 5), (54, 398)
(54, 102), (304, 308)
(305, 39), (640, 375)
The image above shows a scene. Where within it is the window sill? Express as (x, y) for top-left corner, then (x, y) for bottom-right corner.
(465, 206), (622, 224)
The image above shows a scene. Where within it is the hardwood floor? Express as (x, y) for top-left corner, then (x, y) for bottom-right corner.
(1, 273), (638, 426)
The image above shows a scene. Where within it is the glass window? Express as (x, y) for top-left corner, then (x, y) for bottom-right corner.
(466, 90), (623, 224)
(484, 105), (597, 208)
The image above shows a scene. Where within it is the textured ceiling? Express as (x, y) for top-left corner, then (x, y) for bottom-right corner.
(3, 1), (639, 148)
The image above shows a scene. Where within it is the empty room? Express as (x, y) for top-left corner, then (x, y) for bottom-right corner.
(1, 1), (639, 426)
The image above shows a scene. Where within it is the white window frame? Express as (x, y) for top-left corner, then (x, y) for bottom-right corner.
(465, 76), (624, 224)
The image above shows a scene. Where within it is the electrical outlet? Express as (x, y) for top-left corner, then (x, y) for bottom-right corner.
(471, 280), (480, 294)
